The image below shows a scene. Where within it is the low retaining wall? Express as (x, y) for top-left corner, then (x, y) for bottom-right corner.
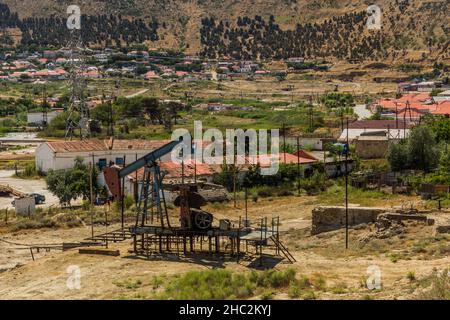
(311, 206), (386, 235)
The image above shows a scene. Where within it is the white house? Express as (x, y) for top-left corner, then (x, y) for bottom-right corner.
(433, 90), (450, 103)
(339, 120), (415, 142)
(35, 139), (172, 173)
(27, 111), (59, 126)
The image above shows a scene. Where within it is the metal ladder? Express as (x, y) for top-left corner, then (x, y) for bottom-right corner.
(270, 236), (296, 263)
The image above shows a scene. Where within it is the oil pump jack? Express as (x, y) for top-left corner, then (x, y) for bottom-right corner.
(104, 137), (214, 233)
(102, 137), (294, 263)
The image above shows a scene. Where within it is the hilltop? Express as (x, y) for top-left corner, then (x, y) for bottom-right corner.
(0, 0), (448, 62)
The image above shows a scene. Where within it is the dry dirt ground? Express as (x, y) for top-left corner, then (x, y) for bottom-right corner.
(0, 170), (60, 210)
(0, 194), (449, 300)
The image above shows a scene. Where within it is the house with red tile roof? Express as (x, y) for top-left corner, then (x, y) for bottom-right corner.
(373, 92), (442, 122)
(433, 101), (450, 116)
(145, 70), (160, 79)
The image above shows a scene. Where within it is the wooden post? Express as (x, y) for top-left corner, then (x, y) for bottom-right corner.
(104, 204), (108, 249)
(245, 186), (248, 223)
(282, 123), (287, 164)
(193, 141), (197, 184)
(135, 154), (138, 205)
(121, 156), (126, 231)
(237, 217), (241, 262)
(181, 160), (185, 184)
(345, 118), (349, 250)
(89, 163), (94, 238)
(233, 162), (237, 208)
(297, 136), (301, 195)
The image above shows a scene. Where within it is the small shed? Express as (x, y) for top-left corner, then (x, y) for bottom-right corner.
(14, 196), (36, 216)
(355, 135), (389, 159)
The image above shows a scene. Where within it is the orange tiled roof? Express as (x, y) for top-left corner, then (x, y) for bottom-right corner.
(46, 139), (171, 153)
(433, 101), (450, 115)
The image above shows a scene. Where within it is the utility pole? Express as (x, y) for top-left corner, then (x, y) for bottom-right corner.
(395, 102), (399, 129)
(345, 117), (349, 250)
(89, 162), (94, 238)
(282, 123), (287, 164)
(192, 141), (197, 183)
(297, 136), (301, 195)
(309, 95), (314, 133)
(233, 160), (237, 208)
(121, 155), (126, 230)
(245, 186), (248, 224)
(42, 84), (48, 129)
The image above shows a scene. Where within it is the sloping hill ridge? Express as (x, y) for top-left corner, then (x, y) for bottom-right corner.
(0, 0), (448, 61)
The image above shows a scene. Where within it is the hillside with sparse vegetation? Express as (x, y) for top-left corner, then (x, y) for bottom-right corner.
(0, 0), (448, 62)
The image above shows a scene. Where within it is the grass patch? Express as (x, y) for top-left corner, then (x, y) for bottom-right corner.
(330, 282), (348, 294)
(316, 183), (396, 207)
(406, 271), (416, 282)
(154, 269), (301, 300)
(113, 279), (143, 290)
(10, 217), (57, 231)
(418, 269), (450, 300)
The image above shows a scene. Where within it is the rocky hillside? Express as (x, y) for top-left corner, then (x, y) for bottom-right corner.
(0, 0), (448, 61)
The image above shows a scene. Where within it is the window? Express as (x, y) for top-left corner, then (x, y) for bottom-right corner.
(98, 158), (107, 169)
(115, 157), (125, 166)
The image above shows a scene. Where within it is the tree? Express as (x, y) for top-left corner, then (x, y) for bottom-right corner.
(428, 117), (450, 143)
(45, 157), (98, 206)
(387, 126), (439, 173)
(387, 141), (409, 172)
(407, 126), (439, 172)
(321, 92), (355, 110)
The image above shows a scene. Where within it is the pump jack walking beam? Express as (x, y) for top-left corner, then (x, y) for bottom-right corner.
(104, 138), (185, 199)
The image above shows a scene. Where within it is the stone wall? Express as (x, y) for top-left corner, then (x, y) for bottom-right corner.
(355, 138), (389, 159)
(311, 206), (386, 235)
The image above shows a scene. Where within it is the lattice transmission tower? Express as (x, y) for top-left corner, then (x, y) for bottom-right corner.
(65, 29), (91, 140)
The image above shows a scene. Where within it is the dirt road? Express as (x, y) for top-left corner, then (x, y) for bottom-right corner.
(0, 170), (60, 210)
(0, 195), (448, 300)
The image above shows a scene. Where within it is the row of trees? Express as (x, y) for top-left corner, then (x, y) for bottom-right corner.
(200, 13), (386, 61)
(0, 4), (159, 48)
(92, 96), (186, 132)
(44, 96), (187, 137)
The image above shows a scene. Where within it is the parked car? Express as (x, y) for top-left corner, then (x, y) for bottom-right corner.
(30, 193), (46, 204)
(11, 193), (46, 206)
(94, 197), (108, 205)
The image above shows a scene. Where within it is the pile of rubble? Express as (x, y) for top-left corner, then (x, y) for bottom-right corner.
(360, 209), (434, 242)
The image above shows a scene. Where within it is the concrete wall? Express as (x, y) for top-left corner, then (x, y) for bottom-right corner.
(355, 139), (389, 159)
(286, 137), (335, 151)
(311, 206), (386, 235)
(35, 143), (55, 173)
(15, 197), (36, 216)
(27, 111), (58, 126)
(324, 161), (355, 178)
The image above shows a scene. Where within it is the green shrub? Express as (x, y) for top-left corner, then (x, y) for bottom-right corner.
(288, 281), (301, 298)
(301, 291), (317, 300)
(419, 270), (450, 300)
(407, 271), (416, 282)
(113, 195), (135, 212)
(257, 188), (273, 198)
(14, 162), (39, 179)
(113, 279), (142, 290)
(11, 217), (57, 231)
(155, 269), (296, 300)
